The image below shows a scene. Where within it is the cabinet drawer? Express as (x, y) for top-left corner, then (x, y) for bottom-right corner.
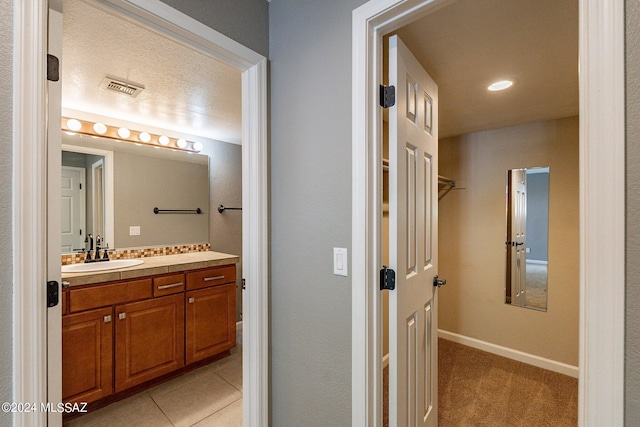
(69, 279), (152, 313)
(186, 265), (236, 290)
(153, 274), (185, 297)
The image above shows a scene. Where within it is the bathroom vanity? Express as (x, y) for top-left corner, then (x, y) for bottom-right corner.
(60, 251), (239, 406)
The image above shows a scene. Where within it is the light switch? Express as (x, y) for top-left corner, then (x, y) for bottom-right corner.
(129, 226), (141, 236)
(333, 247), (348, 277)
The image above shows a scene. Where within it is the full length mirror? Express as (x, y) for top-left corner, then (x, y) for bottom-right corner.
(505, 167), (550, 311)
(61, 132), (209, 253)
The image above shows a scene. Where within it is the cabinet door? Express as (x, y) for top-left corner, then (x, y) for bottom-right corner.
(115, 294), (184, 392)
(62, 307), (113, 404)
(186, 283), (236, 364)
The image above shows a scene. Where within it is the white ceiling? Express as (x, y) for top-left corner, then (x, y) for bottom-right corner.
(62, 0), (577, 144)
(62, 0), (242, 144)
(394, 0), (578, 138)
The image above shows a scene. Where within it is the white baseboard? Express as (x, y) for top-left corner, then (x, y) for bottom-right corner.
(438, 330), (579, 378)
(526, 259), (548, 265)
(383, 353), (389, 368)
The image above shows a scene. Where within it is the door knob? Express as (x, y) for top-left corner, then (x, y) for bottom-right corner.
(433, 275), (447, 287)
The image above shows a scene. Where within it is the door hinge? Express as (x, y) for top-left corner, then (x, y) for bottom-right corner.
(47, 54), (59, 82)
(380, 85), (396, 108)
(47, 281), (59, 307)
(242, 278), (246, 290)
(380, 265), (396, 290)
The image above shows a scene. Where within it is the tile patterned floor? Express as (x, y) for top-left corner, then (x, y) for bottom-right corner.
(65, 332), (242, 427)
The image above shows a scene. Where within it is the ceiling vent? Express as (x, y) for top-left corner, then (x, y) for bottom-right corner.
(100, 76), (145, 98)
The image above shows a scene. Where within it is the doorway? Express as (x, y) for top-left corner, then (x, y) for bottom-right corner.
(352, 0), (625, 425)
(13, 1), (268, 426)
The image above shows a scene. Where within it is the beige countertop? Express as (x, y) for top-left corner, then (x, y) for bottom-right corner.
(62, 251), (240, 287)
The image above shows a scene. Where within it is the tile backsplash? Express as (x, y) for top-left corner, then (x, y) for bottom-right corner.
(61, 243), (211, 265)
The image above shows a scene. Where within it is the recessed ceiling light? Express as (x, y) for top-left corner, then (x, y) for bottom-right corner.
(488, 80), (513, 91)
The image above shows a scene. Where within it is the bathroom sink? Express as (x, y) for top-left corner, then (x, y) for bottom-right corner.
(62, 259), (144, 273)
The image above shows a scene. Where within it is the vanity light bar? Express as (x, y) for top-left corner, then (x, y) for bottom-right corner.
(61, 117), (202, 153)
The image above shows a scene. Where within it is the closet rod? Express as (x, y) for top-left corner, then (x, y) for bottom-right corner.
(438, 175), (456, 200)
(438, 175), (456, 187)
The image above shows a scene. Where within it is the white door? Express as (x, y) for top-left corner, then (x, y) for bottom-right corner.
(507, 169), (527, 306)
(61, 166), (86, 252)
(388, 35), (439, 427)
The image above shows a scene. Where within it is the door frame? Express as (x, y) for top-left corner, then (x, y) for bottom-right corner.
(352, 0), (625, 426)
(13, 1), (269, 426)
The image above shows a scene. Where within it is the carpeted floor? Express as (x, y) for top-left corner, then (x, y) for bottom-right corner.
(383, 339), (578, 426)
(525, 262), (548, 310)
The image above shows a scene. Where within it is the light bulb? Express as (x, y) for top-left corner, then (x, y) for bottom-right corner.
(66, 119), (82, 132)
(158, 135), (170, 146)
(139, 132), (151, 143)
(117, 127), (131, 138)
(176, 138), (187, 148)
(192, 142), (203, 152)
(488, 80), (513, 91)
(93, 122), (107, 134)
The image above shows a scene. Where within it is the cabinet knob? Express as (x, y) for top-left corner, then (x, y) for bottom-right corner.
(104, 315), (112, 323)
(188, 297), (195, 304)
(118, 312), (126, 320)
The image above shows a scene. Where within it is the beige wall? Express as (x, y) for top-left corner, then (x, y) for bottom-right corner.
(438, 116), (579, 366)
(114, 151), (209, 248)
(202, 140), (243, 321)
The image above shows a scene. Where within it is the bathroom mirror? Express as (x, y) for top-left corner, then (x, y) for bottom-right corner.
(61, 132), (209, 253)
(505, 167), (549, 311)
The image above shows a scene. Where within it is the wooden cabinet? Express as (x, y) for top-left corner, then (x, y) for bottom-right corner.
(62, 307), (113, 404)
(61, 289), (69, 315)
(186, 283), (236, 364)
(115, 294), (185, 392)
(62, 263), (236, 404)
(69, 278), (152, 312)
(186, 265), (236, 291)
(153, 273), (185, 297)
